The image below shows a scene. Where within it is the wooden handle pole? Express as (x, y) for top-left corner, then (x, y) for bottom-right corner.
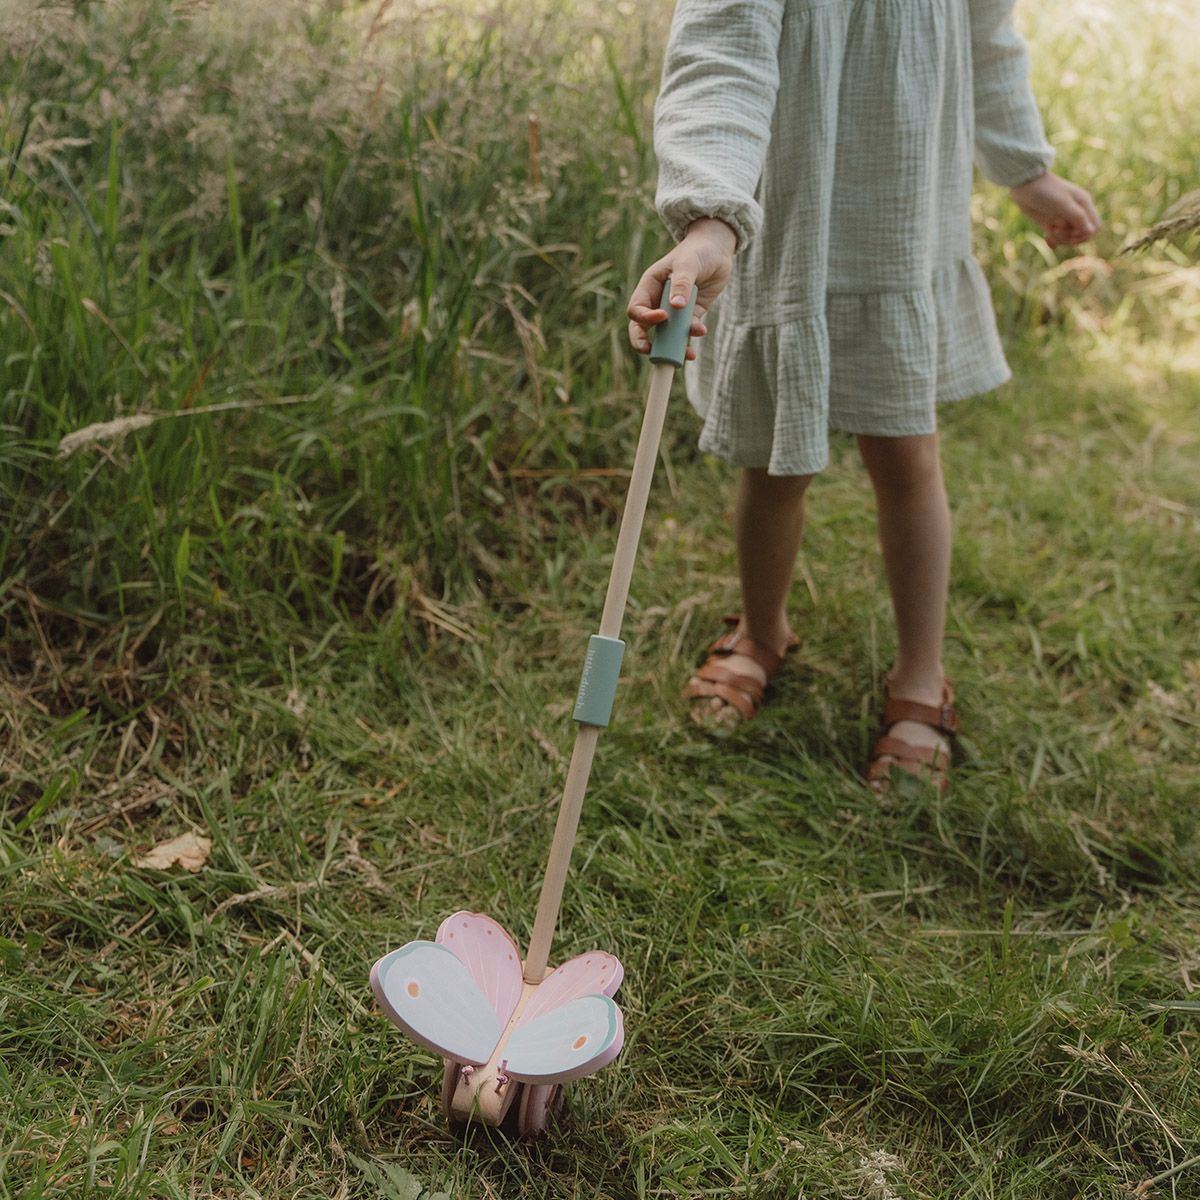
(598, 363), (674, 638)
(523, 724), (599, 982)
(523, 362), (675, 982)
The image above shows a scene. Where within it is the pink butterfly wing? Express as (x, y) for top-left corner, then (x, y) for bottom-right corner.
(517, 950), (624, 1027)
(435, 911), (525, 1028)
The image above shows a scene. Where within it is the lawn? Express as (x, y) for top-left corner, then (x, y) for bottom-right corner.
(2, 1), (1199, 1197)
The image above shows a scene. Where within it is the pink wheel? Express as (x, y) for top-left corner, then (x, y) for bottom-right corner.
(517, 1083), (564, 1138)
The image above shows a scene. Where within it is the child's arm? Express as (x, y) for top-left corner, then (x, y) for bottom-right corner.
(969, 1), (1099, 245)
(653, 0), (785, 250)
(628, 0), (785, 355)
(969, 0), (1053, 189)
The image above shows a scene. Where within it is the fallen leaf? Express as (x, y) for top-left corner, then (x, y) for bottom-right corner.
(134, 831), (212, 872)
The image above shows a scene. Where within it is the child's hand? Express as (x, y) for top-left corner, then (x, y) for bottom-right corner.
(1009, 171), (1100, 248)
(627, 218), (737, 357)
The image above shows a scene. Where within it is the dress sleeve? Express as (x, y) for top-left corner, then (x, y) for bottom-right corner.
(969, 0), (1055, 187)
(653, 0), (786, 252)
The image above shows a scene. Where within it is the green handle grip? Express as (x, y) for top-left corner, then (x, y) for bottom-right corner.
(573, 635), (626, 727)
(648, 280), (698, 368)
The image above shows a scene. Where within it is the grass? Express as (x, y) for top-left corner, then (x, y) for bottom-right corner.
(2, 0), (1200, 1197)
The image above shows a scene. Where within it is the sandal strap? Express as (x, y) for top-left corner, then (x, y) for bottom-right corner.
(684, 678), (759, 720)
(709, 615), (799, 676)
(882, 680), (959, 735)
(693, 661), (765, 700)
(868, 734), (951, 772)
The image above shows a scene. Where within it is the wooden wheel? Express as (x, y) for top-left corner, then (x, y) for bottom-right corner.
(517, 1082), (564, 1137)
(440, 1059), (464, 1127)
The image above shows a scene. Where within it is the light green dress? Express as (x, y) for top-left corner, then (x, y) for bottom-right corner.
(653, 0), (1054, 475)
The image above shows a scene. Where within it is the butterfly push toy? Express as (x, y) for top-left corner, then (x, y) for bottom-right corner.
(370, 287), (697, 1137)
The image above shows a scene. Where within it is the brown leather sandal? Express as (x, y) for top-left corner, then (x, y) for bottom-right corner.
(866, 678), (959, 793)
(684, 615), (799, 725)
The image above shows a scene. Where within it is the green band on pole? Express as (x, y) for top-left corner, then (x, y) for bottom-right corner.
(648, 279), (698, 367)
(572, 635), (626, 727)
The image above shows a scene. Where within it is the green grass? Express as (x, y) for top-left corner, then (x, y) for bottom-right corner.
(3, 0), (1200, 1197)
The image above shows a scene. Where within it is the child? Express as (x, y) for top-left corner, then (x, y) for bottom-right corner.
(627, 0), (1099, 790)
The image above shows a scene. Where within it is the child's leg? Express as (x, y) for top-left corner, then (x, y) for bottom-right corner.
(689, 467), (811, 721)
(736, 467), (812, 648)
(856, 432), (951, 759)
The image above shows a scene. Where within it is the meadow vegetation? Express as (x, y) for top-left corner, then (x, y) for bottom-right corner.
(1, 0), (1199, 1197)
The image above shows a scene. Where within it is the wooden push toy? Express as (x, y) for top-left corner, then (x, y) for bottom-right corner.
(370, 286), (697, 1136)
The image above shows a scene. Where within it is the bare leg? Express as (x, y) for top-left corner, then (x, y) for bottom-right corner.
(856, 432), (951, 759)
(690, 467), (812, 722)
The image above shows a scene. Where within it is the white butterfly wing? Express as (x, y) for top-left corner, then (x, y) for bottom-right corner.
(370, 941), (504, 1066)
(502, 993), (624, 1085)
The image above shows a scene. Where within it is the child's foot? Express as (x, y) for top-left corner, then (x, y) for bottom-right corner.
(684, 616), (798, 728)
(866, 678), (958, 793)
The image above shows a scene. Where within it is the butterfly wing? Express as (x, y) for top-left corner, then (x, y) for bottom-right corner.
(372, 927), (625, 1082)
(502, 993), (624, 1085)
(501, 950), (625, 1084)
(435, 911), (525, 1030)
(520, 950), (624, 1021)
(370, 941), (504, 1066)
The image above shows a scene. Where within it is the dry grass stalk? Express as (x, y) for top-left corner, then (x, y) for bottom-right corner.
(56, 415), (157, 459)
(339, 835), (388, 894)
(1119, 204), (1200, 255)
(55, 395), (316, 459)
(212, 881), (319, 916)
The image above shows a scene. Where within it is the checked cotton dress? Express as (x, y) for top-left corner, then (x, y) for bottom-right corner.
(653, 0), (1055, 475)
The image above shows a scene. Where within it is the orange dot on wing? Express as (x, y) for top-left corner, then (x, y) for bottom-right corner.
(407, 981), (420, 998)
(573, 1036), (587, 1050)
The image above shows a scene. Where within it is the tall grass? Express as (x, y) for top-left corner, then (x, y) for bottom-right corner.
(0, 0), (681, 830)
(0, 0), (667, 643)
(2, 0), (1195, 662)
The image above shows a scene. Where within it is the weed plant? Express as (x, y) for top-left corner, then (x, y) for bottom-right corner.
(1, 1), (1199, 1197)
